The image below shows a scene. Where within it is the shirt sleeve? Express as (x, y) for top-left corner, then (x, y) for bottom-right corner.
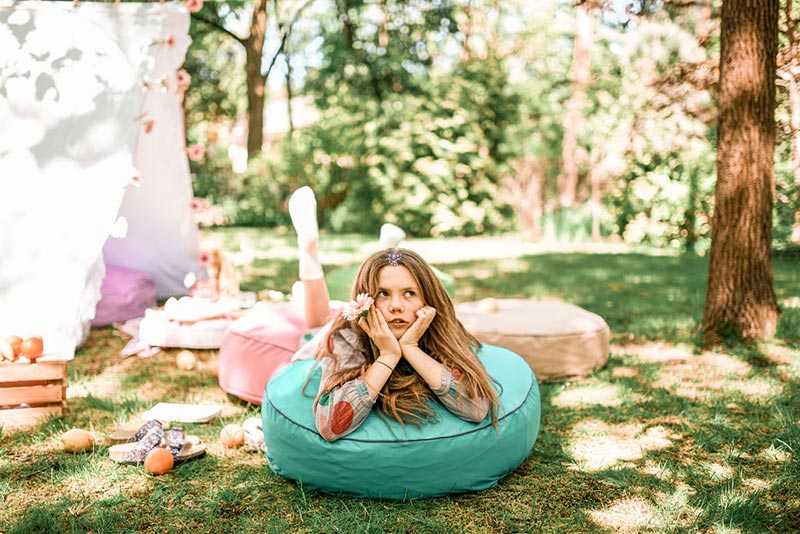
(430, 364), (490, 423)
(313, 336), (376, 441)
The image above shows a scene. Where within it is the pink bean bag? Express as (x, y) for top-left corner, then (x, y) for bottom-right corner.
(92, 265), (157, 327)
(218, 303), (309, 405)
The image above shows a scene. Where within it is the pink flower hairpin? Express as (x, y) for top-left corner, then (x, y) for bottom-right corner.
(342, 293), (374, 321)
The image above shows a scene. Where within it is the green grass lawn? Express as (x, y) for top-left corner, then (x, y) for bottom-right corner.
(1, 231), (799, 533)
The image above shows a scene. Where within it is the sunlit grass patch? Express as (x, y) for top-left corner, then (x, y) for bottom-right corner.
(588, 497), (658, 533)
(697, 461), (734, 481)
(636, 346), (763, 401)
(567, 420), (677, 471)
(722, 377), (782, 400)
(611, 366), (640, 378)
(551, 382), (625, 408)
(759, 444), (793, 464)
(589, 486), (704, 532)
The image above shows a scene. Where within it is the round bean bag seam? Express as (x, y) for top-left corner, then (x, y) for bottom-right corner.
(222, 389), (260, 404)
(262, 345), (540, 498)
(225, 330), (298, 353)
(264, 375), (535, 444)
(474, 328), (608, 339)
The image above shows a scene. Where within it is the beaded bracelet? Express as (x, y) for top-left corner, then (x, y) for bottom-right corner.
(373, 359), (395, 371)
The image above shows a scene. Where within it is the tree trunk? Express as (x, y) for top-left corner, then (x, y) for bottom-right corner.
(505, 158), (544, 240)
(559, 2), (593, 208)
(458, 2), (473, 62)
(789, 75), (800, 242)
(286, 57), (295, 135)
(245, 0), (269, 159)
(702, 0), (780, 345)
(590, 163), (600, 241)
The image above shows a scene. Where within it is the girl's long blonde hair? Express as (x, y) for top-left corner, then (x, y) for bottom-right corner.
(316, 248), (499, 425)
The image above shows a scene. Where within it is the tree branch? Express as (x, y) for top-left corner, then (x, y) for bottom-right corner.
(263, 0), (316, 79)
(191, 13), (245, 46)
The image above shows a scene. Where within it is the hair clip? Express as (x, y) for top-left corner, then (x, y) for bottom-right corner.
(388, 250), (401, 266)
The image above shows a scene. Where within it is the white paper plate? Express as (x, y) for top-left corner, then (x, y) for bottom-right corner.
(140, 402), (222, 423)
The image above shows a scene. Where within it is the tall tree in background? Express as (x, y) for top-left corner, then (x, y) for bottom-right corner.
(702, 0), (780, 345)
(192, 0), (270, 158)
(559, 1), (594, 209)
(244, 0), (269, 158)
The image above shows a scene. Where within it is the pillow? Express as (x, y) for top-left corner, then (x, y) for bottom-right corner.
(92, 265), (157, 327)
(262, 344), (540, 499)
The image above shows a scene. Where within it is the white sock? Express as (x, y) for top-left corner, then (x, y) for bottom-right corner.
(379, 223), (406, 249)
(289, 186), (323, 280)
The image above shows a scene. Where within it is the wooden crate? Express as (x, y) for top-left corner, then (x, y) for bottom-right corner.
(0, 361), (67, 429)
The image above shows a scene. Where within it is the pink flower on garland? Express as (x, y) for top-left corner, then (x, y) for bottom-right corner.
(184, 0), (204, 13)
(198, 250), (213, 267)
(176, 69), (191, 91)
(342, 293), (374, 321)
(187, 144), (205, 161)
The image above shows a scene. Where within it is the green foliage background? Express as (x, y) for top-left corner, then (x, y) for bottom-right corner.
(184, 0), (799, 250)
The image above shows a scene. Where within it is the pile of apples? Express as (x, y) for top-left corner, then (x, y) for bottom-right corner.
(0, 335), (44, 363)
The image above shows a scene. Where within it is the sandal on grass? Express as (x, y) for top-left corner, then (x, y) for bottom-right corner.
(108, 425), (206, 464)
(107, 419), (164, 443)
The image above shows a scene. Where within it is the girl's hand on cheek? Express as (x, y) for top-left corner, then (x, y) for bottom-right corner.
(400, 306), (436, 348)
(358, 306), (401, 355)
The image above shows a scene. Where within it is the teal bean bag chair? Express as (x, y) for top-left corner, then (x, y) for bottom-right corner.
(261, 344), (540, 499)
(325, 265), (456, 302)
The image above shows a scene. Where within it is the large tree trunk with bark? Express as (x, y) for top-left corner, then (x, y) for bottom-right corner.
(702, 0), (781, 345)
(245, 0), (269, 158)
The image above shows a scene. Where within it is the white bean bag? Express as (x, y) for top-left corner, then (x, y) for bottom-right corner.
(138, 310), (232, 349)
(456, 299), (610, 381)
(262, 344), (540, 499)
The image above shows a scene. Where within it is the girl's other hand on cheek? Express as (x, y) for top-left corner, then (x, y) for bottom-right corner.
(400, 306), (436, 347)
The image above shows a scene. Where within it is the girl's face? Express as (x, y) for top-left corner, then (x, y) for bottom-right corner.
(374, 265), (425, 338)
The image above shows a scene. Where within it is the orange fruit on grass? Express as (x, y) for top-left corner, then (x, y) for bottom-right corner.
(6, 335), (23, 357)
(220, 424), (245, 448)
(20, 336), (43, 361)
(144, 448), (174, 475)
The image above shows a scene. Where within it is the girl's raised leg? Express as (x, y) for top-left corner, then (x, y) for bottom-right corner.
(289, 186), (331, 329)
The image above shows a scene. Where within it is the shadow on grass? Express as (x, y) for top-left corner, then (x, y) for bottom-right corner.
(3, 247), (798, 533)
(511, 337), (800, 533)
(447, 252), (709, 344)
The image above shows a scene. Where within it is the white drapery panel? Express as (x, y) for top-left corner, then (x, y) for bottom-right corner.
(0, 1), (196, 359)
(103, 5), (199, 300)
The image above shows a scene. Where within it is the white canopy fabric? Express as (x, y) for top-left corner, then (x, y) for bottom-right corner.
(103, 5), (199, 299)
(0, 1), (197, 359)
